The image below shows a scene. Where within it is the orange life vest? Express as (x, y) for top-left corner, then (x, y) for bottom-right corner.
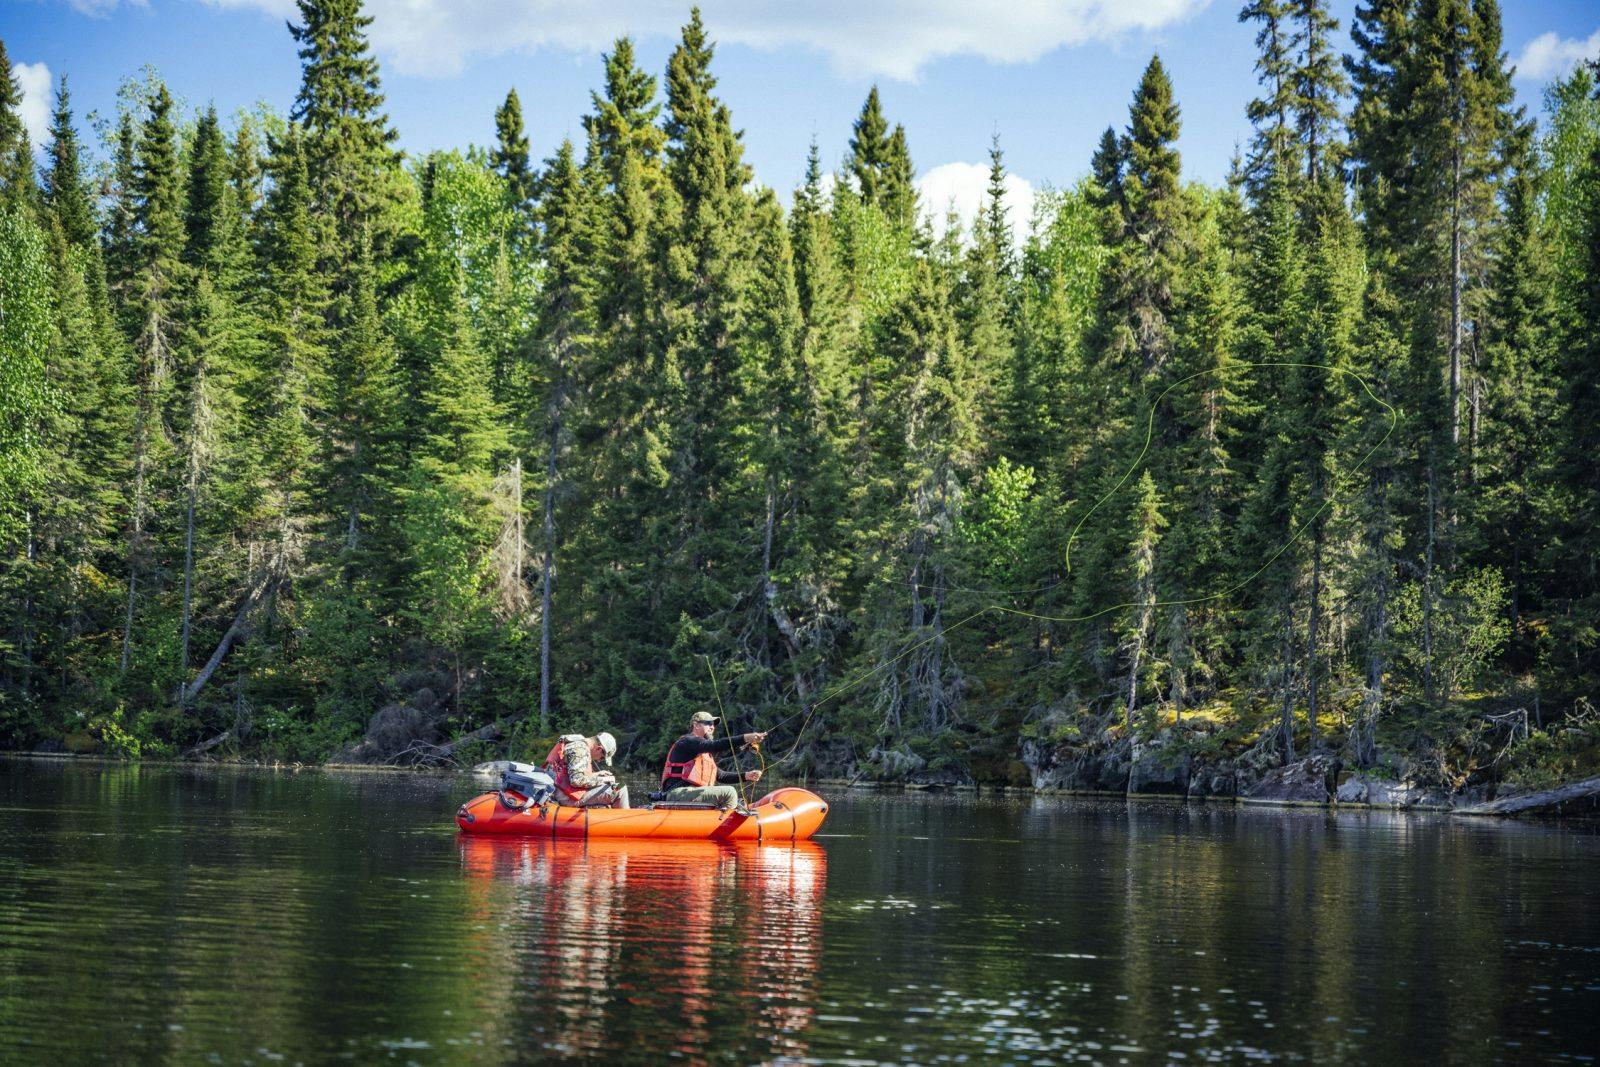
(661, 737), (719, 788)
(544, 735), (587, 799)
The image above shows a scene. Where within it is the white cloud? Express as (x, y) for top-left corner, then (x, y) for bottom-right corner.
(63, 0), (146, 14)
(187, 0), (1211, 80)
(916, 161), (1035, 247)
(11, 62), (52, 150)
(1514, 28), (1600, 82)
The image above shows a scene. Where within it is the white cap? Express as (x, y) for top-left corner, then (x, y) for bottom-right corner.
(596, 732), (617, 763)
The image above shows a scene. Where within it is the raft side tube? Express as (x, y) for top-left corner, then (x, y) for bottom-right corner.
(455, 786), (828, 841)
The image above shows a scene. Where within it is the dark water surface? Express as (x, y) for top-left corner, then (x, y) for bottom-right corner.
(2, 759), (1598, 1064)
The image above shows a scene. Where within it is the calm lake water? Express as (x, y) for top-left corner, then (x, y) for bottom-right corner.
(1, 758), (1598, 1064)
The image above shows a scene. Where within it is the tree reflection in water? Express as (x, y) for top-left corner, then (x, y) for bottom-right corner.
(459, 836), (825, 1062)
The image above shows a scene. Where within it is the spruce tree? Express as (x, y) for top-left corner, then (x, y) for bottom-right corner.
(1474, 137), (1554, 642)
(1239, 0), (1299, 186)
(656, 8), (756, 689)
(288, 0), (401, 247)
(1120, 471), (1167, 731)
(42, 77), (95, 249)
(848, 86), (890, 206)
(846, 86), (915, 226)
(254, 125), (327, 581)
(0, 208), (53, 718)
(0, 209), (52, 545)
(883, 124), (916, 229)
(862, 256), (979, 738)
(1554, 128), (1600, 687)
(402, 263), (509, 667)
(528, 137), (595, 728)
(105, 112), (141, 307)
(0, 39), (36, 213)
(493, 88), (535, 216)
(229, 117), (265, 223)
(748, 186), (839, 710)
(1100, 56), (1187, 383)
(585, 36), (664, 185)
(116, 80), (185, 682)
(1289, 0), (1348, 184)
(183, 106), (232, 273)
(959, 138), (1015, 446)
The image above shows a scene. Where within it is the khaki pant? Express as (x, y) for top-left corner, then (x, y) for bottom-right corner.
(662, 784), (740, 810)
(567, 783), (630, 809)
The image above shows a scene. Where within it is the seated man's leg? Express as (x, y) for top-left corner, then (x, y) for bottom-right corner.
(663, 784), (740, 810)
(573, 784), (625, 808)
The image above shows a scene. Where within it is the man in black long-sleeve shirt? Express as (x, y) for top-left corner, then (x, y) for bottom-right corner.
(659, 710), (766, 810)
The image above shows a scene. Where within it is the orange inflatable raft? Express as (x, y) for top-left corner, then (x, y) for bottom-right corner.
(456, 786), (829, 842)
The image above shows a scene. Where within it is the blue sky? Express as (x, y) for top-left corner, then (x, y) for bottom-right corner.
(4, 0), (1599, 230)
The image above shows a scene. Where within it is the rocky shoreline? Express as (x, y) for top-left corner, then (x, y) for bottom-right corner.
(9, 747), (1599, 818)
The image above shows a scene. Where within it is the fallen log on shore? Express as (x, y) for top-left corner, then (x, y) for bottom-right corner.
(1455, 776), (1600, 817)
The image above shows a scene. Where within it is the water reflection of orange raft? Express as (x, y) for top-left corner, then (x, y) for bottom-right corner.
(456, 786), (829, 841)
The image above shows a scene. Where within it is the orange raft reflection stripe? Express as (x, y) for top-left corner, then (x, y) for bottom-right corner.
(455, 786), (829, 841)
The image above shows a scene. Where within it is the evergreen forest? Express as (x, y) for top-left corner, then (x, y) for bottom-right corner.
(2, 0), (1599, 797)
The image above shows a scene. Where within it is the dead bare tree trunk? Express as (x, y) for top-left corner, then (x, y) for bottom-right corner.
(178, 362), (210, 704)
(120, 406), (150, 674)
(1280, 602), (1296, 761)
(540, 437), (556, 734)
(183, 568), (279, 705)
(1307, 523), (1323, 752)
(1423, 454), (1437, 704)
(1449, 142), (1462, 447)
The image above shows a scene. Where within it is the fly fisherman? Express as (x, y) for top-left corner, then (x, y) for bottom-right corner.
(659, 711), (766, 811)
(546, 732), (630, 808)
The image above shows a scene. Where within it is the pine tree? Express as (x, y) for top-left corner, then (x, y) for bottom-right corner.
(493, 88), (535, 215)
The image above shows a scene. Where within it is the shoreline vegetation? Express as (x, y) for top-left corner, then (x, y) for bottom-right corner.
(9, 751), (1598, 818)
(2, 3), (1599, 808)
